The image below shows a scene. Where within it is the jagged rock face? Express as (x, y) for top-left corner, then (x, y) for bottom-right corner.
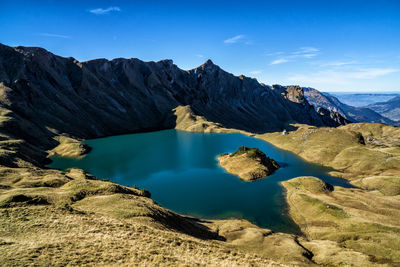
(316, 107), (350, 125)
(0, 44), (343, 165)
(303, 87), (398, 126)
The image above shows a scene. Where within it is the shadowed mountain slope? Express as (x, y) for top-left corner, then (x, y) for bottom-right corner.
(0, 44), (341, 166)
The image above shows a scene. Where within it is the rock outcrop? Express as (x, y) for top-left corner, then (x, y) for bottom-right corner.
(218, 146), (280, 181)
(316, 106), (350, 126)
(282, 85), (306, 104)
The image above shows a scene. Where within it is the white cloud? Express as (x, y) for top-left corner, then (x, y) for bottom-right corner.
(302, 53), (318, 58)
(295, 47), (320, 54)
(89, 6), (121, 15)
(224, 35), (245, 44)
(270, 58), (289, 65)
(195, 54), (204, 58)
(268, 47), (319, 66)
(291, 47), (319, 58)
(288, 71), (347, 85)
(288, 68), (399, 84)
(352, 68), (399, 79)
(265, 51), (284, 56)
(249, 70), (262, 75)
(38, 33), (70, 39)
(320, 61), (357, 67)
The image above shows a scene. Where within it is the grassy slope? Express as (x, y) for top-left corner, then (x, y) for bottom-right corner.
(0, 106), (319, 266)
(47, 136), (90, 158)
(1, 167), (301, 266)
(258, 123), (400, 181)
(260, 123), (400, 265)
(282, 177), (400, 266)
(2, 102), (400, 266)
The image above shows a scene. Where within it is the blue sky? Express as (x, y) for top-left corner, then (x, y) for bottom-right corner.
(1, 0), (399, 92)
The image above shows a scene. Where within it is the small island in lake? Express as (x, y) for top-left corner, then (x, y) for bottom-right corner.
(218, 146), (280, 181)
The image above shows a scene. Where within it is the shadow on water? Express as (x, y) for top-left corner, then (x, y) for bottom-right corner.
(49, 129), (353, 234)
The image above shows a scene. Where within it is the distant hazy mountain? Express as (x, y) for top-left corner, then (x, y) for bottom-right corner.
(328, 93), (398, 107)
(367, 94), (400, 121)
(303, 87), (398, 126)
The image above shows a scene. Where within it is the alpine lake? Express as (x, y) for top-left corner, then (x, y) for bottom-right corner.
(49, 129), (352, 234)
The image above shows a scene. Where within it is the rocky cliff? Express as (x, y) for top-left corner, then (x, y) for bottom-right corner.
(0, 43), (341, 167)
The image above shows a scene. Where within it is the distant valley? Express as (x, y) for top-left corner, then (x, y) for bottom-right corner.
(304, 88), (400, 126)
(367, 94), (400, 121)
(328, 92), (398, 107)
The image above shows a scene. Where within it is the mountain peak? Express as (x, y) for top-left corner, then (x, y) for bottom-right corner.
(203, 59), (214, 66)
(195, 59), (219, 72)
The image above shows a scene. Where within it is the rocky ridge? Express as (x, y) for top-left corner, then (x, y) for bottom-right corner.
(0, 43), (342, 168)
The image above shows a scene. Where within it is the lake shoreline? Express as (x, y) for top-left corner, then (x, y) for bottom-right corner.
(48, 128), (355, 234)
(5, 122), (398, 266)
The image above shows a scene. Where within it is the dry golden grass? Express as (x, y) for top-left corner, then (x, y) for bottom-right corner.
(0, 205), (284, 266)
(2, 118), (400, 266)
(258, 123), (400, 181)
(282, 176), (400, 266)
(257, 123), (400, 265)
(0, 165), (313, 266)
(47, 136), (90, 158)
(174, 105), (244, 134)
(218, 147), (279, 181)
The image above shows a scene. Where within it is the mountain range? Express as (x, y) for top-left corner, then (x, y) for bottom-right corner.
(1, 43), (399, 169)
(367, 94), (400, 122)
(304, 87), (400, 126)
(329, 93), (398, 107)
(0, 43), (343, 167)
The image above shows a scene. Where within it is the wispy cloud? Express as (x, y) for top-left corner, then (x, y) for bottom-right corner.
(270, 58), (289, 65)
(289, 71), (348, 85)
(89, 6), (121, 15)
(288, 68), (399, 84)
(249, 70), (262, 75)
(265, 51), (284, 56)
(37, 33), (70, 39)
(269, 47), (320, 66)
(352, 68), (399, 79)
(294, 47), (319, 54)
(320, 61), (357, 67)
(224, 34), (246, 44)
(291, 47), (319, 58)
(195, 54), (204, 58)
(302, 53), (318, 58)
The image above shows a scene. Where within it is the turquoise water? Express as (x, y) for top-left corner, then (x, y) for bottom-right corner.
(49, 129), (352, 234)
